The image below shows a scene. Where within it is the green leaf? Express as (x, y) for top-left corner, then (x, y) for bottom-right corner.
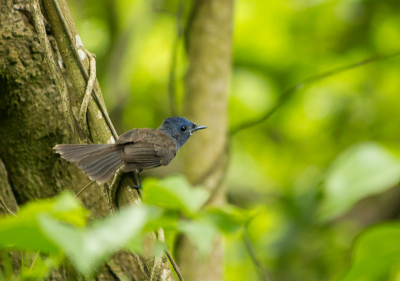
(21, 253), (63, 280)
(49, 192), (90, 227)
(0, 191), (88, 253)
(177, 219), (218, 257)
(340, 223), (400, 281)
(202, 205), (249, 234)
(22, 255), (49, 280)
(38, 205), (152, 276)
(143, 211), (179, 232)
(143, 175), (209, 217)
(319, 142), (400, 221)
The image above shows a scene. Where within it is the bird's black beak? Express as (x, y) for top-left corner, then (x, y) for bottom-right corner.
(192, 125), (207, 133)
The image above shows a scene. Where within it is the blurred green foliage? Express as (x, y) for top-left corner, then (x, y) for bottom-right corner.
(341, 223), (400, 281)
(319, 142), (400, 221)
(3, 0), (400, 280)
(69, 0), (400, 280)
(0, 178), (249, 279)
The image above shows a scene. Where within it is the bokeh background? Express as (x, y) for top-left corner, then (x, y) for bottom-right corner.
(67, 0), (400, 280)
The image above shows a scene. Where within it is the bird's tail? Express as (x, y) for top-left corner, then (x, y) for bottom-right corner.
(54, 144), (124, 184)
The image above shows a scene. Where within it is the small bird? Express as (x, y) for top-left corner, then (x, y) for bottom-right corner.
(54, 117), (206, 184)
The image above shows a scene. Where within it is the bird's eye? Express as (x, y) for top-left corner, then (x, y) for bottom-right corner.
(181, 126), (186, 131)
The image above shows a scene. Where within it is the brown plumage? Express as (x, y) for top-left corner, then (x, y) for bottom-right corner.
(55, 129), (177, 184)
(54, 117), (206, 184)
(118, 128), (177, 172)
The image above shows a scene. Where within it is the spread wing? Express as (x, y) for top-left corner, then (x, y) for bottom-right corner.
(117, 129), (177, 172)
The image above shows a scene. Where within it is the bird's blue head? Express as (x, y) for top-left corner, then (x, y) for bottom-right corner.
(157, 117), (207, 149)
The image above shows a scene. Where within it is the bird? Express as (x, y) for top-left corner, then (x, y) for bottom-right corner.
(54, 117), (206, 184)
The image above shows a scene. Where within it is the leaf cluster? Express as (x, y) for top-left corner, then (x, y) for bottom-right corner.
(0, 175), (250, 279)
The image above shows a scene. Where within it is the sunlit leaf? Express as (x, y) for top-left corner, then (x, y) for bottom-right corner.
(22, 255), (49, 280)
(38, 204), (153, 276)
(0, 191), (88, 253)
(178, 219), (218, 257)
(21, 253), (63, 280)
(143, 175), (209, 217)
(143, 210), (179, 232)
(340, 223), (400, 281)
(319, 142), (400, 221)
(202, 205), (249, 234)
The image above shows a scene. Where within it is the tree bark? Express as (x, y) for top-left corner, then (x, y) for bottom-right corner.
(0, 0), (171, 280)
(177, 0), (233, 280)
(0, 1), (115, 279)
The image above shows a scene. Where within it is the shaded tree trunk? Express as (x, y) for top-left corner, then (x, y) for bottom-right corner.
(0, 0), (170, 280)
(176, 0), (234, 280)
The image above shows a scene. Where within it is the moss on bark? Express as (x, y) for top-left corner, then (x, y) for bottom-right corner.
(0, 1), (148, 280)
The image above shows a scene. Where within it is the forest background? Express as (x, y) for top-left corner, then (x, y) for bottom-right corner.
(2, 0), (400, 280)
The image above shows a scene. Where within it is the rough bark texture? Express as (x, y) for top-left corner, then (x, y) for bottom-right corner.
(0, 1), (114, 279)
(0, 0), (168, 280)
(177, 0), (233, 280)
(41, 0), (114, 144)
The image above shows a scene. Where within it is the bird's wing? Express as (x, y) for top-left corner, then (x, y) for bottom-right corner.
(116, 128), (148, 144)
(120, 129), (177, 172)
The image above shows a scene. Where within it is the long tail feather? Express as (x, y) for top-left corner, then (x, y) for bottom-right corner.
(54, 144), (123, 183)
(92, 159), (124, 184)
(54, 144), (111, 162)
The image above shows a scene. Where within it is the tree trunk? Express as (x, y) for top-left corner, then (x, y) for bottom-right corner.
(0, 0), (169, 280)
(176, 0), (234, 280)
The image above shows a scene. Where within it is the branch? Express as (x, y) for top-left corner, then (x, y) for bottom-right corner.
(200, 140), (231, 208)
(165, 250), (184, 281)
(79, 52), (96, 139)
(37, 1), (173, 279)
(29, 251), (40, 270)
(30, 0), (76, 136)
(199, 50), (400, 218)
(194, 140), (230, 186)
(51, 0), (118, 140)
(229, 50), (400, 136)
(0, 196), (17, 217)
(74, 180), (96, 198)
(243, 229), (273, 281)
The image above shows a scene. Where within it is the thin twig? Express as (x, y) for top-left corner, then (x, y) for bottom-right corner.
(79, 52), (97, 138)
(165, 250), (184, 281)
(243, 229), (273, 281)
(194, 140), (230, 185)
(168, 0), (185, 116)
(200, 141), (231, 208)
(74, 180), (96, 198)
(52, 0), (118, 140)
(30, 0), (75, 135)
(0, 196), (16, 217)
(29, 250), (40, 270)
(0, 200), (40, 274)
(229, 50), (400, 136)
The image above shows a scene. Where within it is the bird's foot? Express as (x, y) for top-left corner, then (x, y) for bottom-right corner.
(133, 171), (144, 198)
